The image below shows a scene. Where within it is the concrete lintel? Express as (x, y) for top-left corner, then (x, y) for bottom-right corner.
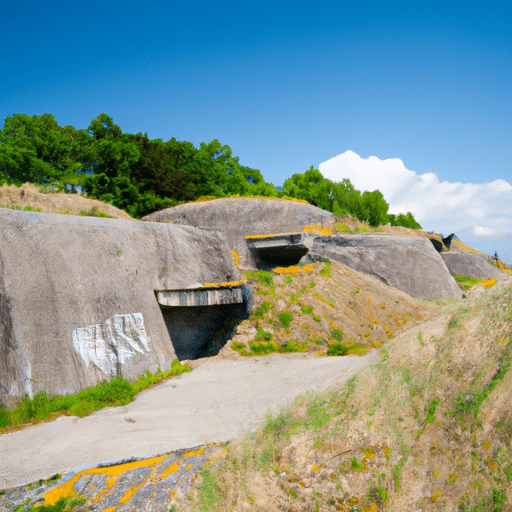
(246, 233), (305, 249)
(156, 287), (244, 307)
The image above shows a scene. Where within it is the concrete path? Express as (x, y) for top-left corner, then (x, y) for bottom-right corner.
(0, 352), (377, 489)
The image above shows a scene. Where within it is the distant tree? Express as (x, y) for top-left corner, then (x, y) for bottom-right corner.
(361, 190), (389, 227)
(388, 211), (422, 229)
(0, 113), (82, 187)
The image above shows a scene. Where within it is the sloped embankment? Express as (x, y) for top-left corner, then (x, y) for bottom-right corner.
(177, 277), (512, 511)
(225, 261), (437, 358)
(0, 183), (132, 219)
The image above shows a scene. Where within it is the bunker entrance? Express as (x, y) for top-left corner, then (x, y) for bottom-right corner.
(156, 286), (251, 361)
(246, 233), (309, 269)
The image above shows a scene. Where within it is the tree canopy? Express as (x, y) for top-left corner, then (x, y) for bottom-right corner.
(0, 112), (421, 228)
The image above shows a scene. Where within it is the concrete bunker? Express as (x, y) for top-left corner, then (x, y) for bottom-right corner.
(142, 197), (335, 269)
(0, 209), (245, 405)
(245, 233), (309, 268)
(156, 284), (252, 360)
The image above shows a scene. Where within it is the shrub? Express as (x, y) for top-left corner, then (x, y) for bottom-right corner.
(330, 328), (344, 342)
(256, 328), (273, 342)
(231, 341), (249, 356)
(279, 340), (308, 353)
(249, 340), (278, 355)
(328, 342), (348, 356)
(301, 305), (313, 314)
(278, 311), (293, 328)
(255, 270), (274, 286)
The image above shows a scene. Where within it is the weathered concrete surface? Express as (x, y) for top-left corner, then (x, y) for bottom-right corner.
(0, 210), (240, 405)
(142, 198), (335, 268)
(441, 252), (502, 279)
(307, 234), (462, 300)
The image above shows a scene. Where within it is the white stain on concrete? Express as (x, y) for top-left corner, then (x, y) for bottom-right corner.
(73, 313), (150, 376)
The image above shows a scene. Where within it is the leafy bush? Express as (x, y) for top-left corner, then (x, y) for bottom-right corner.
(278, 311), (293, 328)
(330, 328), (344, 342)
(256, 327), (274, 342)
(255, 270), (274, 286)
(249, 340), (278, 355)
(301, 305), (313, 314)
(328, 342), (348, 356)
(279, 340), (308, 353)
(231, 341), (249, 356)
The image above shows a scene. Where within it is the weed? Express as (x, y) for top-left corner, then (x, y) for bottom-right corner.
(194, 469), (223, 511)
(417, 331), (425, 346)
(253, 300), (275, 319)
(328, 342), (348, 356)
(79, 207), (113, 218)
(25, 496), (87, 511)
(350, 457), (366, 471)
(231, 341), (249, 356)
(249, 340), (278, 355)
(453, 275), (484, 290)
(425, 398), (440, 424)
(450, 352), (510, 422)
(278, 311), (293, 328)
(330, 327), (344, 342)
(255, 270), (274, 286)
(314, 292), (334, 308)
(2, 361), (191, 428)
(279, 340), (308, 353)
(300, 305), (313, 314)
(256, 327), (273, 342)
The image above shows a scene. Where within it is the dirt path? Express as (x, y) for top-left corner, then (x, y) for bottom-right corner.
(0, 352), (377, 490)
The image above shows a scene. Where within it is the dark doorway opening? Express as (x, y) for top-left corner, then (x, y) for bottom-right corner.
(160, 285), (252, 360)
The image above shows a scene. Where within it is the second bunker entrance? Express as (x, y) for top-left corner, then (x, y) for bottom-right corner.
(157, 285), (252, 361)
(245, 233), (309, 268)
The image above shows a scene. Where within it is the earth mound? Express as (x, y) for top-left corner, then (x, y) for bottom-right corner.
(0, 183), (132, 219)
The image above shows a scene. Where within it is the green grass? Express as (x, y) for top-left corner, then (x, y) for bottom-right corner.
(327, 342), (348, 356)
(25, 497), (87, 512)
(453, 275), (485, 290)
(449, 351), (510, 423)
(277, 311), (293, 328)
(253, 300), (275, 319)
(1, 360), (191, 429)
(79, 206), (114, 218)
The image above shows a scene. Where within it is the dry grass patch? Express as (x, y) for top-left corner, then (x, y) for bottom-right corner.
(177, 280), (512, 511)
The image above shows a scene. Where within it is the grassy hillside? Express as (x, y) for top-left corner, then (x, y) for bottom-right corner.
(225, 262), (436, 358)
(0, 183), (132, 219)
(175, 275), (512, 511)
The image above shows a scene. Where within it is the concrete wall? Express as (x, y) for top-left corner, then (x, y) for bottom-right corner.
(142, 198), (335, 268)
(0, 209), (240, 405)
(441, 252), (502, 279)
(308, 234), (463, 300)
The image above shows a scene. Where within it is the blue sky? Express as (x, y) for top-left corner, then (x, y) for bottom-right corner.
(1, 1), (511, 260)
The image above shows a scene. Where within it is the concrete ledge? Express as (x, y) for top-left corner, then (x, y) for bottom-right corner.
(156, 287), (244, 307)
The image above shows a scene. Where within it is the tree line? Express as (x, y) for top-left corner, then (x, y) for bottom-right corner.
(0, 112), (421, 228)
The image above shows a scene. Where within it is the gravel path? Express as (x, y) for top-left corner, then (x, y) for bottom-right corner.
(0, 352), (377, 490)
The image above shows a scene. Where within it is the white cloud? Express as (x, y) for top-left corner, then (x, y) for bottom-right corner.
(319, 150), (512, 261)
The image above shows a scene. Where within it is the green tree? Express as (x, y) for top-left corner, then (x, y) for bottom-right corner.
(0, 113), (83, 187)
